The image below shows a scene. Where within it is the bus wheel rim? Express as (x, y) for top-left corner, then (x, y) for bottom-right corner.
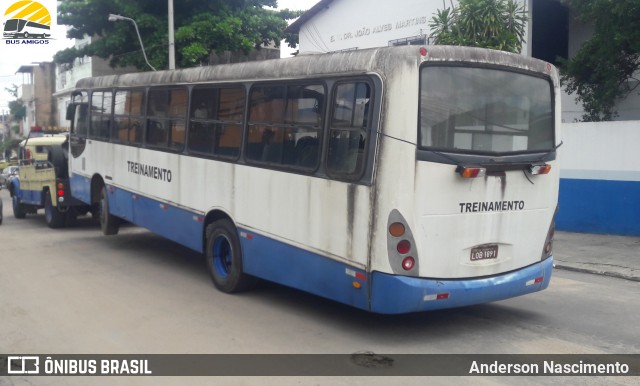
(212, 235), (232, 279)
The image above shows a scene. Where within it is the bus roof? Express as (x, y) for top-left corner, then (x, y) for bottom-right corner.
(74, 45), (557, 90)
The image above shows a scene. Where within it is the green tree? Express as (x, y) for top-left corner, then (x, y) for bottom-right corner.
(429, 0), (527, 54)
(4, 85), (26, 121)
(559, 0), (640, 122)
(54, 0), (303, 70)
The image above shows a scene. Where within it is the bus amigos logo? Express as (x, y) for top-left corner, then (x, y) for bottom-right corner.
(2, 0), (56, 44)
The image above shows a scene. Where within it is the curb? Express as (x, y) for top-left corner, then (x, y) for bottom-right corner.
(554, 264), (640, 283)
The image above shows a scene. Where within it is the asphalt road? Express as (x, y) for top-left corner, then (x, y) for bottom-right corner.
(0, 189), (638, 386)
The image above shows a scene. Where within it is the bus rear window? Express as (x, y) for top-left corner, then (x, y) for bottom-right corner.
(419, 66), (554, 154)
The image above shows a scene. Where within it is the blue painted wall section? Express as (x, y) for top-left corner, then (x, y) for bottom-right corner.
(557, 178), (640, 236)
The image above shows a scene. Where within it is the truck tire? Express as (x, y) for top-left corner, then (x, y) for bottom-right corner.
(44, 192), (66, 228)
(12, 195), (26, 219)
(65, 207), (78, 227)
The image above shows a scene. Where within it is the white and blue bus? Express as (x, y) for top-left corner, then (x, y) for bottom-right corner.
(65, 45), (560, 314)
(3, 18), (51, 39)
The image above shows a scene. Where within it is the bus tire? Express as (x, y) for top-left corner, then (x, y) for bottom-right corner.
(99, 185), (119, 235)
(44, 192), (66, 229)
(12, 195), (26, 219)
(205, 219), (257, 293)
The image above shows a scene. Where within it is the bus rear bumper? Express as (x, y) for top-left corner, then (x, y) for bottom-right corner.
(370, 257), (554, 314)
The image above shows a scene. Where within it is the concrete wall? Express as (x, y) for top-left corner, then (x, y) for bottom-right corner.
(558, 121), (640, 235)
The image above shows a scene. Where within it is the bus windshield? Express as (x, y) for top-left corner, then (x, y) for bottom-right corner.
(3, 19), (24, 32)
(419, 65), (554, 155)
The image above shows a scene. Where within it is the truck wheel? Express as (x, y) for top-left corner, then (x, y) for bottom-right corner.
(47, 146), (68, 179)
(205, 219), (257, 293)
(65, 207), (78, 227)
(12, 195), (26, 219)
(44, 192), (66, 229)
(99, 185), (119, 235)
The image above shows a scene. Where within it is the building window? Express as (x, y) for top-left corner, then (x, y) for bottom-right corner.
(388, 34), (430, 46)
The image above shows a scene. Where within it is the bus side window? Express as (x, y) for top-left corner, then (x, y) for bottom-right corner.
(188, 86), (244, 158)
(114, 90), (144, 145)
(75, 105), (89, 138)
(90, 91), (112, 140)
(146, 88), (186, 150)
(246, 83), (323, 170)
(327, 82), (371, 179)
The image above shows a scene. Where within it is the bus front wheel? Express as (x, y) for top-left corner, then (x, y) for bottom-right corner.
(205, 219), (257, 293)
(99, 185), (119, 235)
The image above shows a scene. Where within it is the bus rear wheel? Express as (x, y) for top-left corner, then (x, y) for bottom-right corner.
(44, 192), (66, 228)
(205, 219), (257, 293)
(99, 185), (119, 235)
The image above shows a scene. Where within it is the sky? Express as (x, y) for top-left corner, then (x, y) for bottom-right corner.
(0, 0), (319, 113)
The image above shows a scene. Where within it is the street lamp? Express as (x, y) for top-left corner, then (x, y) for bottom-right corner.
(108, 13), (157, 71)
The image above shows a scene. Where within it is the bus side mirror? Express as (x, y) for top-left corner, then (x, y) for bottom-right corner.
(66, 103), (76, 121)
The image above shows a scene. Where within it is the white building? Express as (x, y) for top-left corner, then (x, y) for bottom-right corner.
(286, 0), (639, 122)
(54, 36), (140, 130)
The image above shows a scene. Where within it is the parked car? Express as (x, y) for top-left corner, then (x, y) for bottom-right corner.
(0, 166), (18, 189)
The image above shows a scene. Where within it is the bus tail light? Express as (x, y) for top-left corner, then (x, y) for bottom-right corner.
(387, 209), (419, 276)
(456, 165), (486, 179)
(402, 256), (415, 271)
(388, 222), (405, 237)
(397, 240), (411, 254)
(529, 163), (552, 175)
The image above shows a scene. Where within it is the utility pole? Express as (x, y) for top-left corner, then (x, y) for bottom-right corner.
(168, 0), (176, 70)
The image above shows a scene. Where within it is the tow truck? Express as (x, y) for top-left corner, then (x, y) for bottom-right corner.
(8, 132), (91, 228)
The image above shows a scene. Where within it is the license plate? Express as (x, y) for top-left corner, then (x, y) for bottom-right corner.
(470, 244), (498, 261)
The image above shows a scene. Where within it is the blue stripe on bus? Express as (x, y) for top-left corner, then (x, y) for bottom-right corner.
(68, 173), (553, 314)
(107, 186), (205, 253)
(369, 258), (553, 314)
(238, 230), (371, 311)
(70, 174), (92, 204)
(69, 174), (204, 253)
